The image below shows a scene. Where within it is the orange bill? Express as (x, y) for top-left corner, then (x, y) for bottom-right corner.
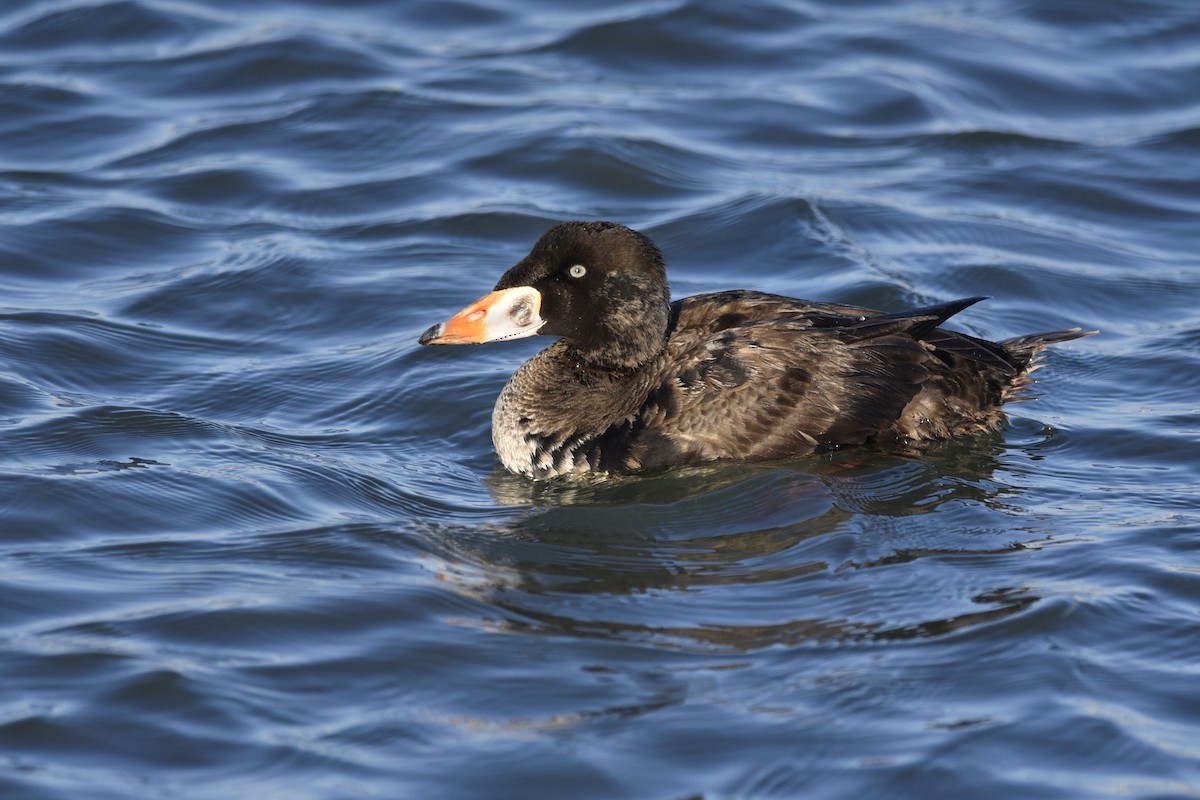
(419, 286), (545, 345)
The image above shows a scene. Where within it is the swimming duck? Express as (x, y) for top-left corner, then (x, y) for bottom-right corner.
(419, 221), (1094, 479)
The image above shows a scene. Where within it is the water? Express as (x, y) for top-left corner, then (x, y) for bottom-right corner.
(2, 0), (1198, 797)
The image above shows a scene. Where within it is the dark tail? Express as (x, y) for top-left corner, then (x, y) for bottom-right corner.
(1000, 327), (1098, 401)
(1002, 327), (1098, 361)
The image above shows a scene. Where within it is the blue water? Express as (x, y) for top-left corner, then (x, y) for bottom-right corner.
(2, 1), (1199, 798)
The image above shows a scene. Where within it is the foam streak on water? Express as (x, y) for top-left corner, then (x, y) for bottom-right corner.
(2, 1), (1199, 798)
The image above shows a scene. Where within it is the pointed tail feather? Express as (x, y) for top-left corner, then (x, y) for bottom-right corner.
(1000, 327), (1097, 401)
(1001, 327), (1098, 361)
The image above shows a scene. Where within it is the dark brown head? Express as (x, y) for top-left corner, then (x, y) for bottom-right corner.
(419, 221), (673, 369)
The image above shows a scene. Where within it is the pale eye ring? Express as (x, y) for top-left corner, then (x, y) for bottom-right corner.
(568, 264), (587, 278)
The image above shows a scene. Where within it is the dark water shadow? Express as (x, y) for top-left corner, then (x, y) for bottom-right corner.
(415, 433), (1047, 653)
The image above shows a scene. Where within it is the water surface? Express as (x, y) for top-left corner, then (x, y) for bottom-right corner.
(2, 1), (1199, 798)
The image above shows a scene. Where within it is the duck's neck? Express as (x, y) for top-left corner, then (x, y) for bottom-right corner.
(492, 342), (662, 479)
(566, 333), (664, 372)
(567, 276), (671, 370)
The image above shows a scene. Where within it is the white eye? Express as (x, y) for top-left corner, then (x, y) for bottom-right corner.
(568, 264), (587, 278)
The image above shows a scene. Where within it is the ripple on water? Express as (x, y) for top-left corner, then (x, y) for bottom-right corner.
(0, 1), (223, 56)
(420, 446), (1063, 656)
(1, 0), (1198, 798)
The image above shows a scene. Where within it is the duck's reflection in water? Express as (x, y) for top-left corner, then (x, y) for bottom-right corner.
(420, 435), (1047, 653)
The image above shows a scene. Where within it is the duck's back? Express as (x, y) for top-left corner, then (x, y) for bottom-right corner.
(616, 290), (1086, 469)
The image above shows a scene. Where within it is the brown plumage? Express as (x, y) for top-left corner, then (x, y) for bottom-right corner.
(419, 221), (1096, 479)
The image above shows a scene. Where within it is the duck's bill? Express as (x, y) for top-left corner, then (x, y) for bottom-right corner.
(418, 286), (545, 345)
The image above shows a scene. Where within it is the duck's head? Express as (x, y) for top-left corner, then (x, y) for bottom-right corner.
(419, 221), (672, 369)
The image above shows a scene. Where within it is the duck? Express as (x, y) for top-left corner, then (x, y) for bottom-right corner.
(419, 221), (1095, 479)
